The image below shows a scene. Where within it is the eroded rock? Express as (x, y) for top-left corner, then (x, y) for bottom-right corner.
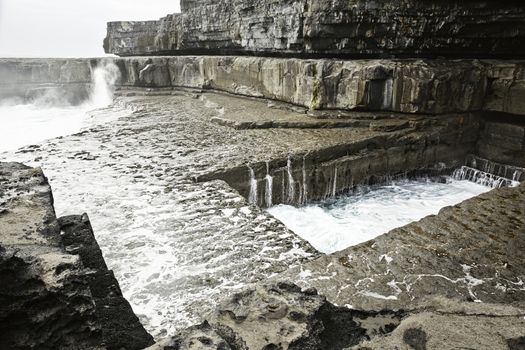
(0, 163), (154, 349)
(105, 0), (525, 59)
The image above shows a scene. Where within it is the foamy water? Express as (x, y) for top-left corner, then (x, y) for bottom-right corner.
(268, 179), (491, 254)
(0, 61), (119, 153)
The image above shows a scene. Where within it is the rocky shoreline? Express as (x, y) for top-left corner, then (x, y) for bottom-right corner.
(1, 159), (524, 349)
(2, 0), (525, 349)
(0, 163), (153, 349)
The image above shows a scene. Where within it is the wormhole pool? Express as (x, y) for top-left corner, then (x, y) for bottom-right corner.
(267, 177), (492, 254)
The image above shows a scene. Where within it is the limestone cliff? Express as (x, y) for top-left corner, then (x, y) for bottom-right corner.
(104, 0), (525, 58)
(2, 57), (525, 116)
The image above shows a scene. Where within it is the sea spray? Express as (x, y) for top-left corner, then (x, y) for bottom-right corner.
(88, 60), (121, 108)
(0, 61), (121, 152)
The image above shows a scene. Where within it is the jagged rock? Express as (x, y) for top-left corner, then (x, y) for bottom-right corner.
(59, 215), (154, 350)
(0, 163), (154, 349)
(0, 163), (103, 349)
(145, 321), (231, 350)
(104, 0), (525, 59)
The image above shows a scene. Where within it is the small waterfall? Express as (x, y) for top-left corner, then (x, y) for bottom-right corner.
(248, 165), (258, 204)
(287, 156), (295, 203)
(332, 166), (338, 197)
(302, 155), (308, 205)
(513, 170), (523, 182)
(452, 166), (519, 188)
(265, 162), (273, 208)
(466, 155), (525, 182)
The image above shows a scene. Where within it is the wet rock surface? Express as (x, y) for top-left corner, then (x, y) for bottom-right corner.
(149, 282), (404, 350)
(105, 0), (525, 58)
(0, 90), (499, 338)
(1, 78), (524, 348)
(278, 182), (525, 311)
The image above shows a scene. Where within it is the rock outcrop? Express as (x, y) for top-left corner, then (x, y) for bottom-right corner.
(3, 57), (525, 116)
(147, 282), (405, 350)
(0, 162), (153, 350)
(147, 282), (525, 350)
(104, 0), (525, 59)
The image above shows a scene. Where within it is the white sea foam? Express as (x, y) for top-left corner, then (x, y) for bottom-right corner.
(267, 179), (491, 254)
(0, 61), (119, 152)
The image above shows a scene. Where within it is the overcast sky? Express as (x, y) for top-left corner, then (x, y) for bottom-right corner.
(0, 0), (180, 57)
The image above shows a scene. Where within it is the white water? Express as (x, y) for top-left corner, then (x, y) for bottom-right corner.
(268, 178), (491, 254)
(287, 156), (295, 203)
(453, 165), (521, 188)
(0, 61), (120, 153)
(265, 162), (273, 207)
(248, 165), (258, 204)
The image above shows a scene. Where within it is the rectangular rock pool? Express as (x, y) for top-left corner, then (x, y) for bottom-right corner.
(267, 178), (493, 254)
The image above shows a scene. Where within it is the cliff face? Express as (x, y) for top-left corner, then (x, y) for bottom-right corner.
(104, 0), (525, 58)
(0, 58), (97, 104)
(2, 57), (525, 116)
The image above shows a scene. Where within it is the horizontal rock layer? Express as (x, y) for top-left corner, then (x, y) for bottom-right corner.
(104, 0), (525, 58)
(200, 113), (481, 207)
(2, 57), (525, 116)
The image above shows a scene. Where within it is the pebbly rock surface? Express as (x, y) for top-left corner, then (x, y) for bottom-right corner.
(148, 282), (405, 350)
(104, 0), (525, 59)
(147, 282), (525, 350)
(0, 162), (153, 349)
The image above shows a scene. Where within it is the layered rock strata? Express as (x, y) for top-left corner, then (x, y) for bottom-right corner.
(104, 0), (525, 58)
(199, 111), (482, 207)
(0, 163), (153, 349)
(2, 57), (525, 117)
(0, 58), (98, 105)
